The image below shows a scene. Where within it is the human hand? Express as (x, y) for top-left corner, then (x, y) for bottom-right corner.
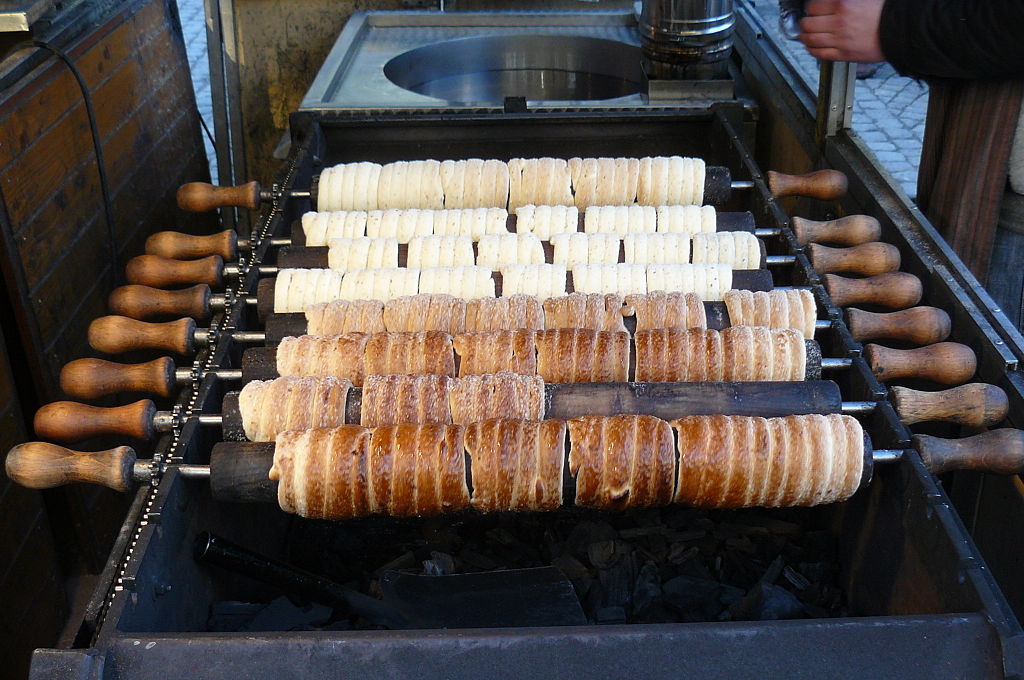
(798, 0), (886, 63)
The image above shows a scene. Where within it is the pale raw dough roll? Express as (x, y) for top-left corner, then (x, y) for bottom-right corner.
(407, 235), (475, 268)
(326, 162), (381, 211)
(671, 414), (863, 508)
(441, 159), (510, 209)
(583, 205), (657, 235)
(274, 269), (346, 313)
(238, 375), (352, 442)
(691, 232), (762, 269)
(500, 264), (568, 298)
(476, 233), (545, 268)
(326, 237), (399, 271)
(338, 268), (421, 302)
(366, 209), (435, 243)
(638, 156), (706, 206)
(306, 299), (386, 334)
(316, 167), (335, 212)
(724, 289), (818, 338)
(301, 211), (369, 246)
(418, 266), (495, 299)
(432, 208), (508, 240)
(569, 157), (641, 208)
(515, 205), (578, 240)
(550, 233), (620, 269)
(377, 160), (444, 209)
(656, 205), (716, 235)
(571, 263), (647, 296)
(645, 263), (732, 301)
(508, 158), (573, 210)
(623, 233), (690, 264)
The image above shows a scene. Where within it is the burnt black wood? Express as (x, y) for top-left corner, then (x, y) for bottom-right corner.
(703, 165), (732, 205)
(209, 442), (276, 503)
(220, 378), (842, 440)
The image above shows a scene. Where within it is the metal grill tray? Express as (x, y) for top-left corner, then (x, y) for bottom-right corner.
(45, 110), (1024, 680)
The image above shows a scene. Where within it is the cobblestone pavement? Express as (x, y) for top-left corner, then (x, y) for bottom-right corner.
(174, 0), (925, 197)
(749, 0), (927, 198)
(177, 0), (217, 182)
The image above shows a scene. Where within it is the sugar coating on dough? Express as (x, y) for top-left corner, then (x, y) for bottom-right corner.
(325, 237), (399, 271)
(656, 205), (716, 235)
(515, 205), (579, 240)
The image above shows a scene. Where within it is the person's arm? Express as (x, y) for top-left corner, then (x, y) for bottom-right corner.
(799, 0), (1024, 80)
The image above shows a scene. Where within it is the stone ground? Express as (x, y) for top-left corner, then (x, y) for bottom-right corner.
(175, 0), (926, 197)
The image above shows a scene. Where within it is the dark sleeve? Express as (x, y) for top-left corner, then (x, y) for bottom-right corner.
(878, 0), (1024, 80)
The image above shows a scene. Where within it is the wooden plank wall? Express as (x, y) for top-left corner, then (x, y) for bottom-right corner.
(0, 326), (63, 680)
(0, 0), (215, 673)
(0, 0), (214, 402)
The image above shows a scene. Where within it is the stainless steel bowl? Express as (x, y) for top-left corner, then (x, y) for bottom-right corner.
(383, 34), (645, 104)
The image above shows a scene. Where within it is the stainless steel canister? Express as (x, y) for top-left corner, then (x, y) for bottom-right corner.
(639, 0), (735, 76)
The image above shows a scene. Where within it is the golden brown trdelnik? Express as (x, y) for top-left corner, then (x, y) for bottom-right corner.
(238, 375), (352, 441)
(723, 289), (818, 338)
(447, 372), (544, 425)
(671, 414), (863, 508)
(465, 418), (566, 512)
(276, 333), (369, 385)
(464, 295), (545, 332)
(305, 299), (386, 335)
(625, 291), (707, 331)
(535, 329), (630, 383)
(453, 329), (538, 377)
(567, 414), (676, 510)
(633, 326), (805, 382)
(542, 292), (628, 332)
(360, 374), (451, 427)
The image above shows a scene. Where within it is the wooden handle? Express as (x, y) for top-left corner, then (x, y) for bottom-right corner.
(915, 429), (1024, 476)
(6, 442), (137, 491)
(823, 272), (923, 310)
(846, 306), (951, 345)
(88, 316), (196, 355)
(108, 284), (211, 321)
(767, 169), (848, 200)
(34, 400), (157, 443)
(125, 254), (223, 288)
(60, 357), (177, 400)
(177, 181), (261, 212)
(145, 230), (237, 260)
(865, 342), (976, 385)
(892, 384), (1009, 427)
(808, 242), (901, 276)
(791, 215), (881, 246)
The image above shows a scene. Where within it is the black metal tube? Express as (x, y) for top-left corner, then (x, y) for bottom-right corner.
(193, 532), (409, 629)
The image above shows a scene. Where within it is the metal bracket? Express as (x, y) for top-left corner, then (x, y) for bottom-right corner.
(816, 60), (856, 144)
